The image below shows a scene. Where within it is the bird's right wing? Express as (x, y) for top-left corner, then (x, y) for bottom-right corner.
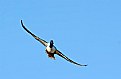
(21, 20), (48, 47)
(55, 50), (87, 66)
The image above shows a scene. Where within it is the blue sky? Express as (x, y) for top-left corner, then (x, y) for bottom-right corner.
(0, 0), (121, 79)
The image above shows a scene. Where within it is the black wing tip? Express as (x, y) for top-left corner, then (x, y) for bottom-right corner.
(20, 20), (26, 29)
(85, 65), (88, 66)
(20, 20), (23, 25)
(83, 64), (88, 66)
(79, 64), (88, 66)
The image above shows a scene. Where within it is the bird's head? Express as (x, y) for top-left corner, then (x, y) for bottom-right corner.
(49, 40), (54, 48)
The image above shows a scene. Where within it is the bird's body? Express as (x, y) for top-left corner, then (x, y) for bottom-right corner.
(46, 44), (56, 54)
(21, 20), (87, 66)
(46, 43), (56, 59)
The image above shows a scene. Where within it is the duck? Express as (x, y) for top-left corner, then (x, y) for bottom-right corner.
(21, 20), (87, 66)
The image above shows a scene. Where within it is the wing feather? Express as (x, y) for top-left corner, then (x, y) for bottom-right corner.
(21, 20), (48, 47)
(55, 50), (87, 66)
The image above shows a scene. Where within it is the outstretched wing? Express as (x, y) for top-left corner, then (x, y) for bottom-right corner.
(55, 50), (87, 66)
(21, 20), (48, 47)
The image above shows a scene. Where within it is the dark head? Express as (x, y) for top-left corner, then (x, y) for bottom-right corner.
(49, 40), (54, 48)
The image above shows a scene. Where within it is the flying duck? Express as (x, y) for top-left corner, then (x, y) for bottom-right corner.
(21, 20), (87, 66)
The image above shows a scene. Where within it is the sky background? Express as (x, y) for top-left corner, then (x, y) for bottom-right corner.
(0, 0), (121, 79)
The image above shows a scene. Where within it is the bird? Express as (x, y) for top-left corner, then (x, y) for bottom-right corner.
(21, 20), (87, 66)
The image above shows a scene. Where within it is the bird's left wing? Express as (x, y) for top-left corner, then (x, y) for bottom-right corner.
(55, 50), (87, 66)
(21, 20), (48, 47)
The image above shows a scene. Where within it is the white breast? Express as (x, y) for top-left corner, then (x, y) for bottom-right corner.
(46, 45), (56, 53)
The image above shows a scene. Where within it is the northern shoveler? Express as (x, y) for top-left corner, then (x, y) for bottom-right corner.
(21, 20), (87, 66)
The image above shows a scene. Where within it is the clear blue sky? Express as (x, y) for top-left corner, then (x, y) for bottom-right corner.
(0, 0), (121, 79)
